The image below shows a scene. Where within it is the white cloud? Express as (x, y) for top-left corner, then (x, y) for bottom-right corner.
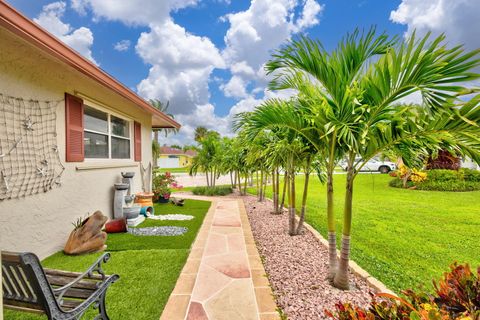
(71, 0), (323, 145)
(70, 0), (198, 25)
(221, 0), (323, 98)
(221, 76), (249, 98)
(113, 39), (131, 51)
(390, 0), (480, 52)
(136, 20), (225, 114)
(295, 0), (324, 31)
(34, 1), (97, 64)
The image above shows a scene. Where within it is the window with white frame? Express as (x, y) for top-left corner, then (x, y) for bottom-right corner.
(83, 106), (131, 159)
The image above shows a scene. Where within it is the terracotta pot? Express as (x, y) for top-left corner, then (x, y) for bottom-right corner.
(135, 192), (154, 207)
(105, 218), (128, 233)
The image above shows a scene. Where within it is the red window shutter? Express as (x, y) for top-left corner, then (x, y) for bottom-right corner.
(134, 121), (142, 161)
(65, 93), (84, 162)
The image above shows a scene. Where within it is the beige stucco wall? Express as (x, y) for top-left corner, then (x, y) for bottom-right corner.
(0, 28), (154, 259)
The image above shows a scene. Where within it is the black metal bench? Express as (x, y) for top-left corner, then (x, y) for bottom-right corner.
(2, 251), (119, 319)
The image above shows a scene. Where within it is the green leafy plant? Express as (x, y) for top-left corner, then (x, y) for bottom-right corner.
(326, 263), (480, 320)
(192, 186), (233, 196)
(433, 263), (480, 317)
(390, 168), (480, 191)
(71, 214), (90, 230)
(152, 171), (179, 199)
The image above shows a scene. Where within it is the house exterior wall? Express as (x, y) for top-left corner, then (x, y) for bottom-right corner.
(0, 28), (153, 259)
(158, 155), (193, 168)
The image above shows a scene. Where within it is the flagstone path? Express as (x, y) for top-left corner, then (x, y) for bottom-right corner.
(161, 195), (279, 320)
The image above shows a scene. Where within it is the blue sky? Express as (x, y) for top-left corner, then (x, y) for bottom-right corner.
(8, 0), (479, 144)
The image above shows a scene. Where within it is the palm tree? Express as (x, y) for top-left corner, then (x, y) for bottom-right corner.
(237, 99), (319, 235)
(190, 132), (221, 186)
(266, 29), (480, 289)
(194, 126), (209, 142)
(150, 99), (177, 167)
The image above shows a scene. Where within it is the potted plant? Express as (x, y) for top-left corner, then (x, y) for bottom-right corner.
(152, 171), (178, 203)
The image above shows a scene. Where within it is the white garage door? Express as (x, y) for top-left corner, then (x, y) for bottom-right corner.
(158, 157), (180, 168)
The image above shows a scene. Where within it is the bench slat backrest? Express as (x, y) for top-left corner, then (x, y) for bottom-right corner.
(2, 251), (58, 315)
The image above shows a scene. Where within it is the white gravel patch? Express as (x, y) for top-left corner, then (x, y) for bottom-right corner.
(128, 226), (188, 236)
(148, 214), (194, 221)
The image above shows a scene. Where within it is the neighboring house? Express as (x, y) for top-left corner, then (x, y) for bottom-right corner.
(0, 2), (180, 259)
(158, 147), (197, 168)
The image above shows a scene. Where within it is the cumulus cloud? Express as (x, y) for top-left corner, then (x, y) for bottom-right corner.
(221, 0), (323, 99)
(71, 0), (323, 145)
(295, 0), (324, 31)
(220, 76), (249, 98)
(34, 1), (97, 64)
(70, 0), (198, 25)
(390, 0), (480, 52)
(113, 39), (131, 51)
(136, 20), (225, 114)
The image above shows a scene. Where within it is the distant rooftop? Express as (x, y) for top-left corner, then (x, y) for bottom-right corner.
(160, 146), (197, 157)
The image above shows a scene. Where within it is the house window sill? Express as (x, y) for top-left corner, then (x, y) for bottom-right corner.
(75, 162), (139, 171)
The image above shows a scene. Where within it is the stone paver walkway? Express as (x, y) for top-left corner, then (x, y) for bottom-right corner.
(161, 195), (279, 320)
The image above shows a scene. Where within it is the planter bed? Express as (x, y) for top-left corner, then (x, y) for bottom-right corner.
(243, 195), (372, 319)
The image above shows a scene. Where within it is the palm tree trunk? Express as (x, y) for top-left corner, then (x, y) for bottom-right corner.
(206, 170), (210, 187)
(244, 173), (248, 195)
(238, 172), (242, 194)
(256, 171), (259, 197)
(263, 172), (267, 201)
(326, 169), (337, 280)
(259, 170), (264, 201)
(280, 172), (288, 212)
(230, 171), (234, 188)
(273, 168), (281, 214)
(295, 169), (310, 235)
(271, 168), (277, 213)
(334, 155), (355, 290)
(288, 171), (297, 235)
(326, 135), (338, 280)
(233, 171), (237, 188)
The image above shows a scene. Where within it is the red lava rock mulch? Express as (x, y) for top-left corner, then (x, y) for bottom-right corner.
(243, 195), (373, 320)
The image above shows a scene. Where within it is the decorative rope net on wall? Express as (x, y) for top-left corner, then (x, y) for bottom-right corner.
(0, 94), (64, 200)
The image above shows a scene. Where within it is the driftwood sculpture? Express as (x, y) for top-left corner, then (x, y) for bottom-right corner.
(64, 211), (108, 255)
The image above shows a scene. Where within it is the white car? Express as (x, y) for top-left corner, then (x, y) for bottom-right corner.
(339, 157), (396, 174)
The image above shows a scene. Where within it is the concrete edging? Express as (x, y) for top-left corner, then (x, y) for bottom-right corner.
(263, 197), (396, 296)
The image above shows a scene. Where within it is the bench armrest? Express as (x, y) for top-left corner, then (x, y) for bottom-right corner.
(52, 253), (111, 302)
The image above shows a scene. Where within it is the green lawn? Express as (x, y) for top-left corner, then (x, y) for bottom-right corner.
(249, 174), (480, 293)
(4, 199), (211, 320)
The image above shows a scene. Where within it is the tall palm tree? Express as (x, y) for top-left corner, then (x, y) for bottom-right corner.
(190, 132), (221, 186)
(194, 126), (209, 142)
(150, 99), (177, 167)
(265, 29), (480, 289)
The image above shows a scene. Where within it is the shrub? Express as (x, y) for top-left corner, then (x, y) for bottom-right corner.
(462, 168), (480, 182)
(390, 168), (480, 191)
(192, 186), (233, 196)
(326, 263), (480, 320)
(415, 180), (480, 192)
(389, 178), (415, 189)
(427, 169), (462, 182)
